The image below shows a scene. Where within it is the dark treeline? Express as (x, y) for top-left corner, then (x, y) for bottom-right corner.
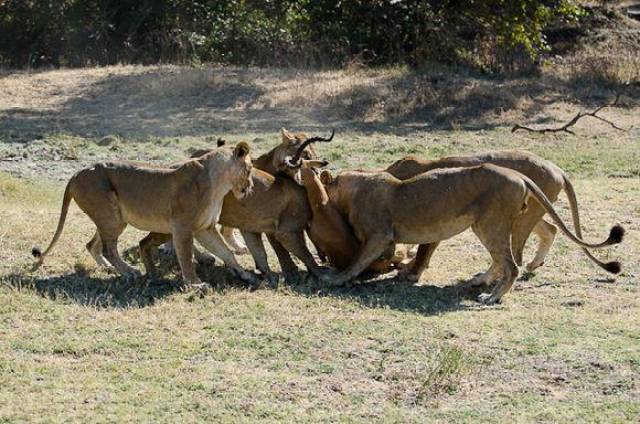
(0, 0), (584, 73)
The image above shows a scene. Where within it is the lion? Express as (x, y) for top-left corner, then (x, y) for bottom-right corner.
(317, 165), (624, 304)
(385, 151), (620, 277)
(185, 134), (322, 257)
(290, 158), (395, 273)
(157, 138), (248, 259)
(31, 142), (262, 288)
(142, 129), (334, 285)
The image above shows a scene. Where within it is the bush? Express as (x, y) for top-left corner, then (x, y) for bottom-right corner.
(0, 0), (585, 73)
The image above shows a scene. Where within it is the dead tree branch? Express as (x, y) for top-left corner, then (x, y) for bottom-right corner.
(512, 94), (626, 135)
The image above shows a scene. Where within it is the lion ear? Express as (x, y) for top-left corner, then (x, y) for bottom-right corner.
(281, 128), (295, 144)
(234, 142), (250, 159)
(319, 169), (333, 185)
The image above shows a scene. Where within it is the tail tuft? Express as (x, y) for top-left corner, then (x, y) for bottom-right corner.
(217, 138), (226, 147)
(607, 224), (625, 244)
(603, 261), (622, 274)
(31, 247), (42, 258)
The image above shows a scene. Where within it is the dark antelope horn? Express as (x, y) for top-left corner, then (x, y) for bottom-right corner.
(289, 129), (335, 165)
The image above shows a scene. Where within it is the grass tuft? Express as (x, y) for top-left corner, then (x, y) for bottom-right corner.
(417, 345), (474, 400)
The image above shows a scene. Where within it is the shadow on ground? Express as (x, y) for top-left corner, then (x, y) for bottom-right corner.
(3, 249), (259, 308)
(4, 262), (488, 315)
(280, 272), (489, 316)
(5, 272), (178, 308)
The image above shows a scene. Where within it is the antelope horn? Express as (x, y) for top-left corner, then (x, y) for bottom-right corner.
(289, 129), (335, 166)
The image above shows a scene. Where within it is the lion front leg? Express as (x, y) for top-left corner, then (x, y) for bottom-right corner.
(321, 234), (392, 287)
(397, 242), (440, 282)
(139, 232), (171, 280)
(171, 226), (203, 289)
(195, 227), (258, 287)
(221, 225), (249, 255)
(242, 230), (279, 287)
(266, 234), (300, 282)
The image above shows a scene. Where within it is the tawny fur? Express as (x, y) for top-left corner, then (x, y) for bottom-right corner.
(386, 150), (623, 274)
(299, 164), (393, 273)
(320, 164), (623, 304)
(140, 128), (328, 284)
(32, 143), (259, 287)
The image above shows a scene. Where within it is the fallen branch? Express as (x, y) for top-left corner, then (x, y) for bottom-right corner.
(512, 94), (625, 135)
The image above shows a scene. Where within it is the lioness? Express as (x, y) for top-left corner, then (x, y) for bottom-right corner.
(385, 151), (618, 276)
(290, 158), (394, 273)
(32, 142), (261, 287)
(189, 138), (249, 255)
(145, 129), (334, 284)
(319, 166), (624, 304)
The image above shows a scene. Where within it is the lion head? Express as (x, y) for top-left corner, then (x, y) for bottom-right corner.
(229, 142), (254, 199)
(265, 128), (323, 179)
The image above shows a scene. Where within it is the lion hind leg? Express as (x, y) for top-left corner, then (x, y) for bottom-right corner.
(511, 202), (546, 267)
(139, 232), (171, 278)
(472, 220), (519, 305)
(86, 231), (114, 270)
(100, 228), (139, 279)
(73, 182), (137, 278)
(87, 203), (137, 278)
(526, 219), (557, 272)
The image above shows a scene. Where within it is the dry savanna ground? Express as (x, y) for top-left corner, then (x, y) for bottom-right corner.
(0, 64), (639, 422)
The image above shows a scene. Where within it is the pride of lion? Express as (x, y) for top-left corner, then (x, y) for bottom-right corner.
(32, 129), (625, 304)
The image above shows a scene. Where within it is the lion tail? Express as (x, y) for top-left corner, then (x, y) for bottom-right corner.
(522, 175), (624, 254)
(562, 174), (622, 274)
(31, 180), (73, 271)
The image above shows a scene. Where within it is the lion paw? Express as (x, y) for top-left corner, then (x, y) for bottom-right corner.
(234, 269), (259, 287)
(478, 293), (496, 305)
(262, 271), (280, 288)
(397, 269), (419, 282)
(525, 260), (544, 272)
(195, 252), (217, 265)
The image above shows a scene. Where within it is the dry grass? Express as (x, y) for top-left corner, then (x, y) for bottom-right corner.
(1, 63), (639, 422)
(1, 57), (638, 143)
(1, 169), (638, 422)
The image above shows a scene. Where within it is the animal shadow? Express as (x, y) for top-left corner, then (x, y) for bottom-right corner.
(283, 272), (493, 316)
(6, 247), (255, 309)
(4, 271), (178, 308)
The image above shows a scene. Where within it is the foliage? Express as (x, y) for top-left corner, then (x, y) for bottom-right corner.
(0, 0), (585, 72)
